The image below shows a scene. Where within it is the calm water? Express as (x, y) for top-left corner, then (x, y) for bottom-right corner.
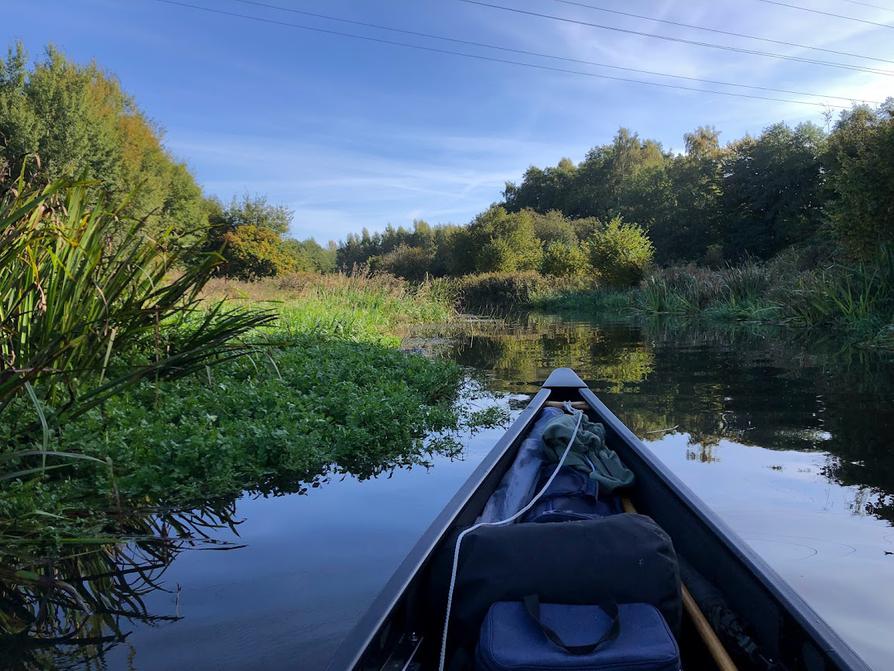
(22, 314), (894, 670)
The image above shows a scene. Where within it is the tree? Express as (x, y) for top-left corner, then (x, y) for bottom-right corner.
(0, 43), (205, 244)
(647, 126), (725, 263)
(467, 206), (543, 273)
(205, 195), (335, 278)
(588, 217), (654, 286)
(504, 158), (577, 213)
(824, 102), (894, 257)
(220, 225), (299, 280)
(721, 122), (826, 259)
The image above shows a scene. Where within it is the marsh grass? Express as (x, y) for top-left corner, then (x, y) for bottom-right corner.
(451, 272), (590, 313)
(528, 250), (893, 348)
(204, 271), (455, 343)
(782, 248), (894, 342)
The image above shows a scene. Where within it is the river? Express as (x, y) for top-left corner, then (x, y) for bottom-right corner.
(21, 313), (894, 670)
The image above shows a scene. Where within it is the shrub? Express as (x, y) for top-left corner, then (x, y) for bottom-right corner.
(588, 217), (654, 287)
(468, 206), (544, 273)
(453, 272), (559, 311)
(220, 224), (299, 280)
(541, 241), (590, 277)
(374, 244), (435, 281)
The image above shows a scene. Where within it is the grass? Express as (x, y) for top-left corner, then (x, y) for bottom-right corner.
(449, 272), (590, 313)
(530, 250), (894, 349)
(203, 271), (454, 344)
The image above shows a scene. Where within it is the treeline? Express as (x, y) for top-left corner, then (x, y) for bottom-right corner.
(503, 118), (892, 264)
(338, 108), (893, 282)
(0, 43), (334, 278)
(5, 43), (892, 288)
(337, 210), (654, 285)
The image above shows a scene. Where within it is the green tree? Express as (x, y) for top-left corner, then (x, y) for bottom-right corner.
(0, 43), (205, 244)
(824, 102), (894, 257)
(588, 217), (654, 286)
(721, 122), (826, 259)
(648, 126), (725, 263)
(468, 206), (543, 272)
(220, 225), (299, 280)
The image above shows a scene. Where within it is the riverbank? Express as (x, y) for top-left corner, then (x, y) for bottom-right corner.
(477, 252), (894, 350)
(0, 272), (466, 640)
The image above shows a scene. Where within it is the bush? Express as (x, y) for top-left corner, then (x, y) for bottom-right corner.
(220, 224), (299, 280)
(541, 241), (590, 277)
(468, 206), (544, 273)
(588, 217), (654, 287)
(453, 272), (559, 311)
(374, 244), (435, 281)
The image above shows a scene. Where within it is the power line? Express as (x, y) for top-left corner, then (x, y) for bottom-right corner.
(835, 0), (894, 13)
(755, 0), (894, 28)
(551, 0), (894, 64)
(149, 0), (859, 109)
(457, 0), (894, 76)
(227, 0), (881, 104)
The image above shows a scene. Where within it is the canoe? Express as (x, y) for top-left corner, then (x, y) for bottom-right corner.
(327, 368), (869, 671)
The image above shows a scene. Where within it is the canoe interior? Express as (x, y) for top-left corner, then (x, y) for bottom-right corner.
(328, 370), (868, 671)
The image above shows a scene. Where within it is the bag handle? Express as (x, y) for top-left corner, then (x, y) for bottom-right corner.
(523, 595), (620, 655)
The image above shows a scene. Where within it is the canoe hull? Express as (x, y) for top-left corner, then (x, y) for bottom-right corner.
(327, 368), (868, 671)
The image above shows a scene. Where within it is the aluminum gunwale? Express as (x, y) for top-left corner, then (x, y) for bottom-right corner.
(325, 387), (552, 671)
(579, 387), (869, 671)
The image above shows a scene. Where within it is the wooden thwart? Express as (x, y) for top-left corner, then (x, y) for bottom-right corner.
(621, 497), (738, 671)
(544, 401), (588, 409)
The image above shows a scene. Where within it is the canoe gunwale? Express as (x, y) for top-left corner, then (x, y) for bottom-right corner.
(326, 387), (552, 671)
(579, 387), (870, 671)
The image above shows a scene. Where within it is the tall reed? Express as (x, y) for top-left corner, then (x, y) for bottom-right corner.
(0, 174), (273, 427)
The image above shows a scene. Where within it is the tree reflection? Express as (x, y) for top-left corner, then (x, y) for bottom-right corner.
(452, 313), (894, 521)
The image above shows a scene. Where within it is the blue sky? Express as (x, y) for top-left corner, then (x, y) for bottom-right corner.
(5, 0), (893, 242)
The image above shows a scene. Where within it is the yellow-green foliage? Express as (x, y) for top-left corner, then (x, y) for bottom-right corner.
(588, 217), (655, 287)
(203, 271), (455, 344)
(0, 43), (205, 243)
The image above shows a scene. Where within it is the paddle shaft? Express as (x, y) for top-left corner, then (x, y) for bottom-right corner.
(621, 497), (738, 671)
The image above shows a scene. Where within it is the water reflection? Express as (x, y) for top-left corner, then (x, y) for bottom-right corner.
(1, 503), (241, 670)
(448, 313), (894, 522)
(1, 403), (473, 669)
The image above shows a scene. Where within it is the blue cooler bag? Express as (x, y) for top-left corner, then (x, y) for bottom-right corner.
(476, 598), (680, 671)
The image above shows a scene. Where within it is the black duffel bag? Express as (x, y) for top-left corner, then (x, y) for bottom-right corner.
(430, 513), (681, 666)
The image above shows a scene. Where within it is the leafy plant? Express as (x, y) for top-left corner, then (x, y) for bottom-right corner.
(588, 217), (654, 287)
(0, 175), (274, 425)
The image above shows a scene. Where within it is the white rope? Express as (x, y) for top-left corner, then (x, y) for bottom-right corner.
(437, 402), (585, 671)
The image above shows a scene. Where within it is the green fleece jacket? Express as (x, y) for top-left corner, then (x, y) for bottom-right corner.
(541, 413), (635, 494)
